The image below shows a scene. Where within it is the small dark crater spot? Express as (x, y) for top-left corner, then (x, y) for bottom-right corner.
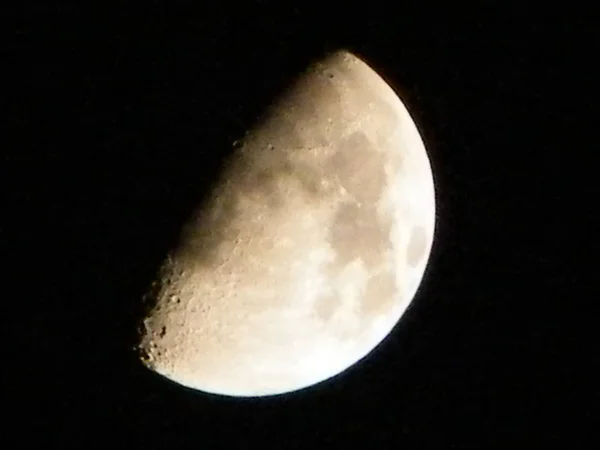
(159, 326), (166, 337)
(139, 348), (150, 361)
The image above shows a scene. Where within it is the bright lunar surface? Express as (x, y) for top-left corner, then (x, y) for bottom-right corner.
(138, 50), (436, 397)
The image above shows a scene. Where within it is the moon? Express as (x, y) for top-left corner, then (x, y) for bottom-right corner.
(137, 50), (436, 397)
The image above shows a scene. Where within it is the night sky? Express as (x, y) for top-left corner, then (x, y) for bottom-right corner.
(4, 2), (596, 448)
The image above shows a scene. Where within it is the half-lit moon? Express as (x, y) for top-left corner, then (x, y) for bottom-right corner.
(138, 50), (436, 397)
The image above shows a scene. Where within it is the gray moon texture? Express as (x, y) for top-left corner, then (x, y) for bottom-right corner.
(138, 50), (436, 397)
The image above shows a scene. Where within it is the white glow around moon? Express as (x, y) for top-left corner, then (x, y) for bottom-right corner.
(138, 50), (436, 397)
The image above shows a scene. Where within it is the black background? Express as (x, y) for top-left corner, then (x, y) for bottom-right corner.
(3, 2), (597, 448)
